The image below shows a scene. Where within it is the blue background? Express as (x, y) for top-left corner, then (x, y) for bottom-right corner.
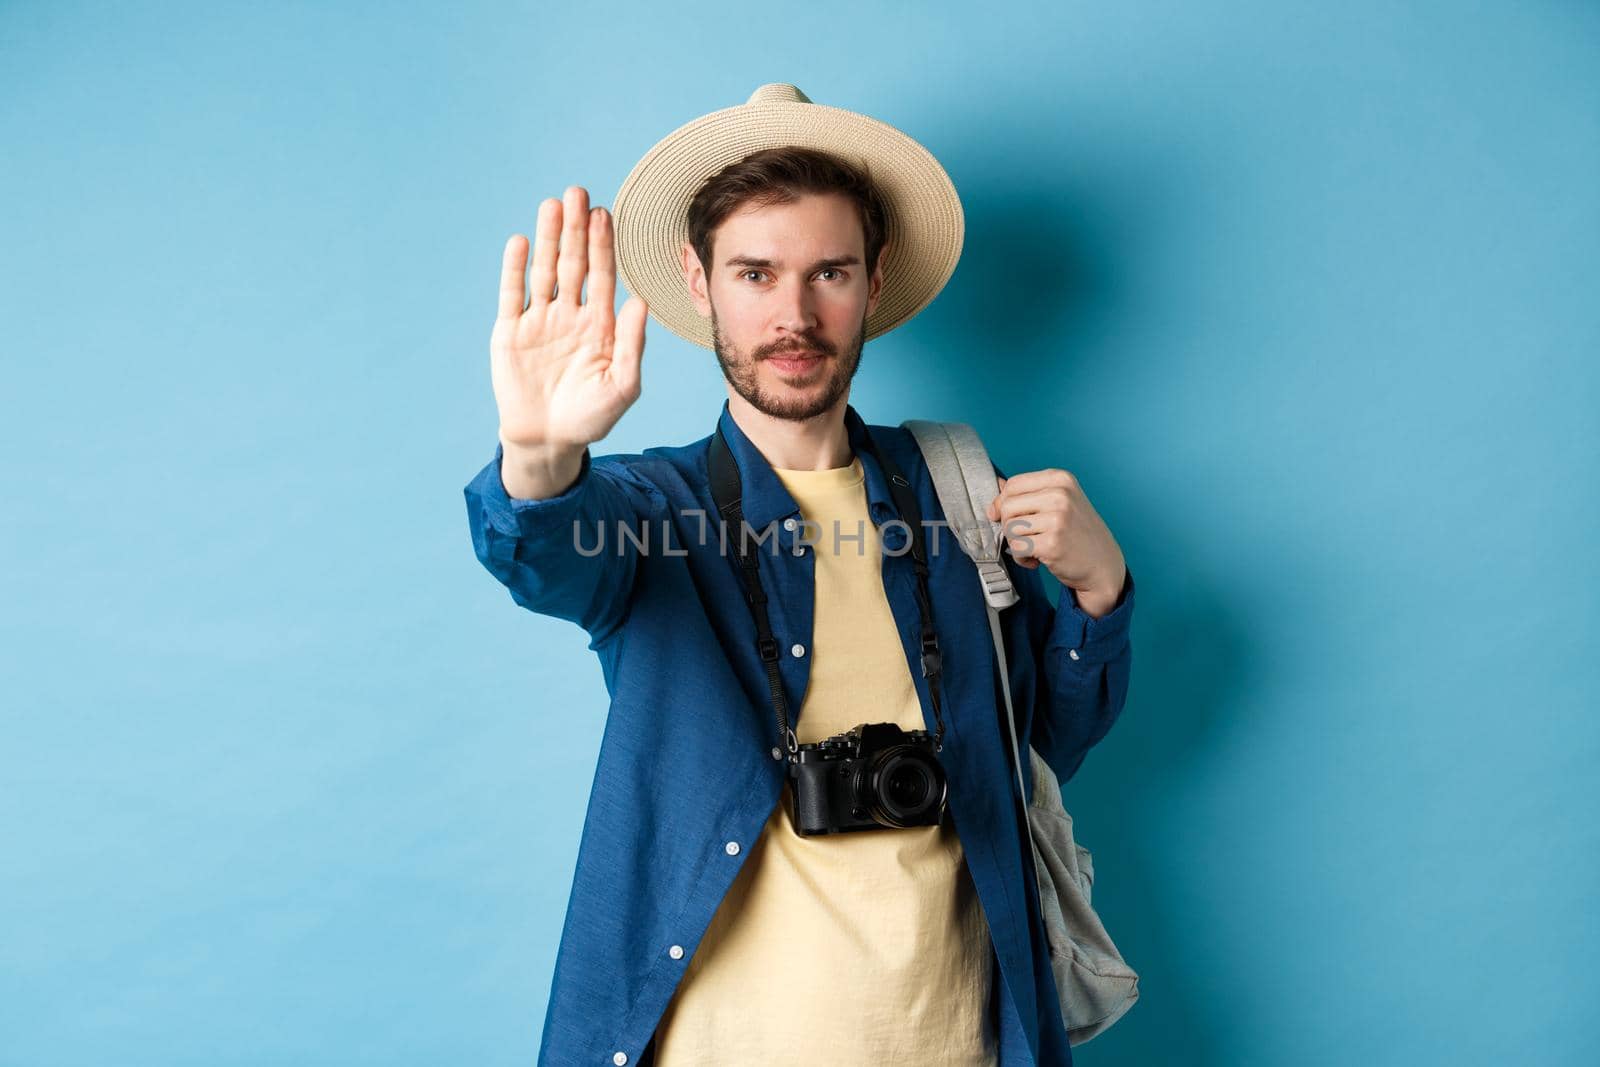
(3, 2), (1596, 1064)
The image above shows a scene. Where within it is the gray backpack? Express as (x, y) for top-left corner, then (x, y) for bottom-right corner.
(901, 419), (1141, 1046)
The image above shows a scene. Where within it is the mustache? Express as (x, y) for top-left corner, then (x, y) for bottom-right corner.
(761, 342), (831, 359)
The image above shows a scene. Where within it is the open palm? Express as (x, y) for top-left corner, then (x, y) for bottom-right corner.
(491, 185), (648, 452)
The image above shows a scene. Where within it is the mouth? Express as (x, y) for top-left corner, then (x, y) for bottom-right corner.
(765, 350), (827, 376)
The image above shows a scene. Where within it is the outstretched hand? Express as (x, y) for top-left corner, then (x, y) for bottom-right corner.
(491, 185), (649, 455)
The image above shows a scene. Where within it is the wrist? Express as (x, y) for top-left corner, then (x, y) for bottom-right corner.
(1073, 561), (1128, 619)
(499, 437), (588, 501)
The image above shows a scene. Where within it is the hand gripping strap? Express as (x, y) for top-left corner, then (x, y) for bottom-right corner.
(900, 419), (1020, 610)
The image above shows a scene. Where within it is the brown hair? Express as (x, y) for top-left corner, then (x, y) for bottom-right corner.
(686, 146), (891, 278)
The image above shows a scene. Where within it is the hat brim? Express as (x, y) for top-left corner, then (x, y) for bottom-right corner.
(611, 97), (964, 350)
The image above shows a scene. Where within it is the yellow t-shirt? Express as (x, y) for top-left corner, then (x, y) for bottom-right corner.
(652, 456), (998, 1066)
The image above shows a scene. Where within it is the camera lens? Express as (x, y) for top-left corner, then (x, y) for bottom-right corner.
(863, 746), (947, 827)
(887, 763), (928, 808)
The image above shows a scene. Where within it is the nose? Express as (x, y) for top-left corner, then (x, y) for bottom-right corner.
(772, 275), (820, 338)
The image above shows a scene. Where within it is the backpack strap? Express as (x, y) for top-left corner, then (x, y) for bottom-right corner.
(901, 419), (1050, 944)
(900, 420), (1019, 609)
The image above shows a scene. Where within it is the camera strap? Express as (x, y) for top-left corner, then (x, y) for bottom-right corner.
(707, 420), (947, 764)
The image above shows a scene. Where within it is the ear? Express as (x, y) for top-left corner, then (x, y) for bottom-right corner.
(681, 241), (711, 317)
(866, 239), (889, 317)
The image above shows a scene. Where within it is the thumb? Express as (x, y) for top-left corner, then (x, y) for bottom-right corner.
(612, 295), (649, 396)
(987, 477), (1007, 522)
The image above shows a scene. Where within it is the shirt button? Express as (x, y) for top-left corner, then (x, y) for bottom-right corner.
(1069, 649), (1080, 660)
(612, 1053), (628, 1065)
(725, 840), (741, 855)
(783, 517), (798, 530)
(669, 944), (685, 960)
(790, 643), (805, 658)
(771, 746), (783, 760)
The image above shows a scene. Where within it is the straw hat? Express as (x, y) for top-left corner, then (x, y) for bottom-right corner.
(611, 83), (965, 350)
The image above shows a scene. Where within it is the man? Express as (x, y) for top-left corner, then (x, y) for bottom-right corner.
(464, 84), (1134, 1066)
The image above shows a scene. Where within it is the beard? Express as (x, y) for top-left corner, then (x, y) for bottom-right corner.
(710, 305), (867, 422)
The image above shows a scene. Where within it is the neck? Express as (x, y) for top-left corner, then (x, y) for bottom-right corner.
(725, 388), (853, 470)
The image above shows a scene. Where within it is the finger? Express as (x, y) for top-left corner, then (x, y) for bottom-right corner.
(1000, 468), (1076, 495)
(587, 206), (616, 313)
(555, 185), (590, 304)
(610, 294), (648, 398)
(1004, 529), (1042, 565)
(985, 475), (1007, 522)
(996, 486), (1069, 521)
(998, 515), (1047, 544)
(528, 198), (561, 308)
(497, 234), (529, 319)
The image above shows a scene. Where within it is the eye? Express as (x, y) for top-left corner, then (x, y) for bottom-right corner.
(817, 268), (845, 281)
(740, 269), (768, 283)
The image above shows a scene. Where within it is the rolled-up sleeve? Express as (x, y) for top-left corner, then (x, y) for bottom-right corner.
(463, 441), (659, 647)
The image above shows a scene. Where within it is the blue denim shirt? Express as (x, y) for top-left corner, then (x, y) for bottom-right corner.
(463, 400), (1135, 1066)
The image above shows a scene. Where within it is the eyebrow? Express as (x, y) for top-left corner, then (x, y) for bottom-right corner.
(723, 255), (863, 271)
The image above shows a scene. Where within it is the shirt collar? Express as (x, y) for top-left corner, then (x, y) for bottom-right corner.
(714, 399), (899, 533)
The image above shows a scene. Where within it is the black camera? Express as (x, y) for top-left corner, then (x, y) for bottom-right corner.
(789, 722), (949, 836)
